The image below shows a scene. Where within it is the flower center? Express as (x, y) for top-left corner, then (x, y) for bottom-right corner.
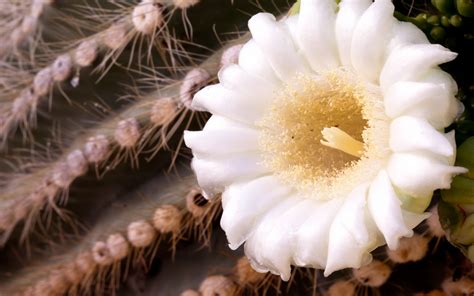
(259, 71), (385, 200)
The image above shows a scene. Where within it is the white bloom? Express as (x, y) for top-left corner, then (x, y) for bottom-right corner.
(184, 0), (467, 279)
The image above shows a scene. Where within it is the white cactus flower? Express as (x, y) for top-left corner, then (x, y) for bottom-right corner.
(184, 0), (467, 279)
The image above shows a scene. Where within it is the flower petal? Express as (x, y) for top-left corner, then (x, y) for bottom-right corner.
(184, 122), (259, 158)
(285, 15), (299, 42)
(238, 39), (281, 85)
(297, 0), (339, 71)
(191, 154), (269, 198)
(423, 67), (458, 94)
(192, 84), (271, 124)
(445, 131), (457, 165)
(389, 116), (455, 157)
(218, 64), (278, 97)
(335, 0), (372, 68)
(201, 115), (250, 132)
(245, 198), (315, 281)
(220, 176), (292, 250)
(402, 210), (430, 229)
(368, 170), (414, 249)
(387, 20), (429, 53)
(350, 0), (395, 83)
(325, 184), (379, 276)
(248, 13), (309, 81)
(244, 197), (303, 277)
(380, 43), (457, 92)
(186, 5), (464, 281)
(387, 153), (467, 198)
(294, 198), (342, 269)
(384, 79), (458, 129)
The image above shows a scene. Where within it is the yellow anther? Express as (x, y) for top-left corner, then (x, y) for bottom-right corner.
(321, 127), (364, 158)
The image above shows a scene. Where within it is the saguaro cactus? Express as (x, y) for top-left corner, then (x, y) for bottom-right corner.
(0, 0), (473, 295)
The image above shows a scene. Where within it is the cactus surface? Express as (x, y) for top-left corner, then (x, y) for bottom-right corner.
(0, 0), (473, 295)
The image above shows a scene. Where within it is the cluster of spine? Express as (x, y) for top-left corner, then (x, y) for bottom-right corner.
(0, 0), (278, 295)
(178, 256), (272, 296)
(0, 63), (215, 244)
(0, 0), (194, 146)
(7, 180), (222, 295)
(0, 0), (53, 60)
(0, 0), (246, 246)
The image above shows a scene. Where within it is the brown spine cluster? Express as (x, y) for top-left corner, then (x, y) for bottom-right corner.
(15, 184), (223, 295)
(0, 0), (53, 59)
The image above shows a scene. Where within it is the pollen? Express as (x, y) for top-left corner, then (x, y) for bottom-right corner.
(259, 71), (389, 200)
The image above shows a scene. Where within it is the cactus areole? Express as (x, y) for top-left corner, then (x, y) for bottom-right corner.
(184, 0), (466, 279)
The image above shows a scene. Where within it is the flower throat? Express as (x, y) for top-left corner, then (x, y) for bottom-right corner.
(259, 72), (369, 196)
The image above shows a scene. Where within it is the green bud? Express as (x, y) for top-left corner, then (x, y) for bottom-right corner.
(452, 214), (474, 245)
(432, 0), (456, 14)
(456, 0), (474, 17)
(450, 14), (463, 27)
(468, 245), (474, 262)
(438, 200), (474, 259)
(441, 15), (451, 27)
(413, 13), (430, 30)
(455, 137), (474, 179)
(441, 176), (474, 204)
(439, 135), (474, 260)
(417, 13), (429, 19)
(394, 11), (408, 22)
(438, 200), (463, 231)
(430, 26), (446, 41)
(428, 15), (441, 26)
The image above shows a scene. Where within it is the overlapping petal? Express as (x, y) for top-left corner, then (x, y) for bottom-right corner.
(248, 13), (309, 81)
(380, 43), (457, 91)
(368, 171), (415, 249)
(350, 0), (395, 83)
(221, 176), (292, 249)
(184, 127), (259, 158)
(387, 20), (429, 53)
(185, 0), (465, 280)
(294, 198), (342, 269)
(244, 198), (314, 280)
(389, 116), (455, 157)
(238, 40), (281, 84)
(384, 80), (458, 128)
(192, 84), (270, 124)
(191, 154), (269, 198)
(325, 184), (379, 275)
(297, 0), (339, 71)
(387, 153), (467, 198)
(335, 0), (372, 67)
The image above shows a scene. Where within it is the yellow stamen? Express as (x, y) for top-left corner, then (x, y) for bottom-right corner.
(257, 70), (390, 200)
(259, 72), (367, 188)
(321, 127), (364, 158)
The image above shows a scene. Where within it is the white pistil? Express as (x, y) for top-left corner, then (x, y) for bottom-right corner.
(320, 127), (364, 158)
